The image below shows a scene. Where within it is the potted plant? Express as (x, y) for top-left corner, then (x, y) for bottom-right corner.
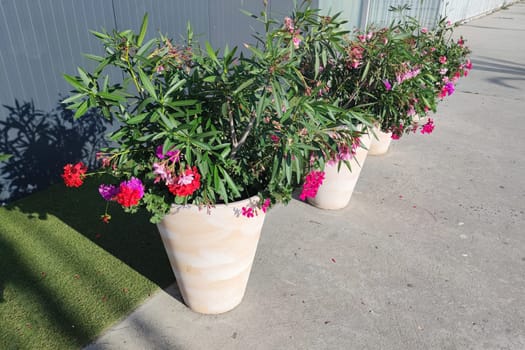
(345, 10), (472, 155)
(61, 6), (359, 313)
(272, 5), (374, 210)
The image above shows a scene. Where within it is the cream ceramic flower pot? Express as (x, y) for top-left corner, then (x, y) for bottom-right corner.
(156, 197), (265, 314)
(368, 126), (392, 155)
(308, 134), (371, 210)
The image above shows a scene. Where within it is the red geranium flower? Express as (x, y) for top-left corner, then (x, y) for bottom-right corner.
(115, 177), (145, 207)
(62, 162), (87, 187)
(168, 166), (201, 197)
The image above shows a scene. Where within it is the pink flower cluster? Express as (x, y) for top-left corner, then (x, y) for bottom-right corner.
(284, 17), (301, 49)
(299, 171), (325, 201)
(396, 63), (421, 84)
(438, 82), (455, 98)
(152, 145), (200, 198)
(327, 138), (362, 166)
(241, 198), (271, 218)
(420, 118), (435, 134)
(345, 40), (365, 69)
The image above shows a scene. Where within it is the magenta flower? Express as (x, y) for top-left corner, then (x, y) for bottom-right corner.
(421, 119), (435, 134)
(241, 207), (255, 218)
(382, 79), (392, 91)
(122, 177), (145, 198)
(439, 56), (447, 64)
(299, 171), (325, 201)
(99, 184), (119, 201)
(261, 198), (271, 213)
(156, 145), (181, 162)
(445, 82), (455, 95)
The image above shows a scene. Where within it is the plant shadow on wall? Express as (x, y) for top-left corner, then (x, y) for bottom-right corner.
(0, 99), (175, 289)
(0, 99), (109, 203)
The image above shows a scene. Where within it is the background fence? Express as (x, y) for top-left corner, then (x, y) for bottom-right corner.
(0, 0), (515, 202)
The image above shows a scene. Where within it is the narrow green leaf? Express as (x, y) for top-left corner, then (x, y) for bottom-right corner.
(138, 68), (157, 99)
(220, 167), (241, 197)
(136, 38), (157, 57)
(61, 93), (84, 105)
(98, 91), (126, 102)
(89, 30), (110, 40)
(109, 128), (128, 141)
(126, 113), (149, 124)
(137, 13), (149, 46)
(164, 79), (186, 98)
(74, 100), (89, 119)
(233, 78), (255, 95)
(205, 41), (219, 64)
(0, 153), (12, 162)
(77, 67), (91, 86)
(214, 167), (228, 201)
(64, 74), (87, 92)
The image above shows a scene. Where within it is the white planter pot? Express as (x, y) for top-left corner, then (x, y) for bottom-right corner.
(369, 126), (392, 155)
(156, 196), (265, 314)
(308, 135), (371, 210)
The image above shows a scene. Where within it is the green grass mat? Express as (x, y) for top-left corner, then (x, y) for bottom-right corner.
(0, 180), (174, 349)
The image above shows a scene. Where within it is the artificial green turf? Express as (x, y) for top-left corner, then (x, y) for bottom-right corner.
(0, 179), (174, 349)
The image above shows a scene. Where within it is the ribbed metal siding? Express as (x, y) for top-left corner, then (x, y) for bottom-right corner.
(441, 0), (517, 23)
(365, 0), (443, 29)
(0, 0), (296, 202)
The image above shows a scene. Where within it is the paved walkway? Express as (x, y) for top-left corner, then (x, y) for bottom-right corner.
(86, 3), (525, 349)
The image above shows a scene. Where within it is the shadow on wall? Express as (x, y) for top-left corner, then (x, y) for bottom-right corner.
(0, 99), (112, 203)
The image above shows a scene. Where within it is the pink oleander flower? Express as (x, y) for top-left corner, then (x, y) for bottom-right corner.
(177, 172), (194, 185)
(241, 207), (254, 218)
(391, 124), (403, 140)
(299, 171), (325, 201)
(465, 59), (473, 70)
(453, 71), (461, 83)
(421, 27), (428, 34)
(421, 118), (435, 134)
(153, 162), (173, 184)
(439, 68), (448, 75)
(293, 36), (301, 49)
(439, 82), (455, 98)
(458, 37), (464, 47)
(407, 106), (416, 117)
(261, 198), (271, 213)
(284, 17), (294, 32)
(383, 79), (392, 91)
(439, 56), (447, 64)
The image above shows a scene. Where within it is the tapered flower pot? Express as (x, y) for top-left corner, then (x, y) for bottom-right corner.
(308, 134), (372, 210)
(368, 126), (393, 155)
(156, 197), (265, 314)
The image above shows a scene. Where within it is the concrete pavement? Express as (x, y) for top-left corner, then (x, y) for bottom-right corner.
(85, 2), (525, 349)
